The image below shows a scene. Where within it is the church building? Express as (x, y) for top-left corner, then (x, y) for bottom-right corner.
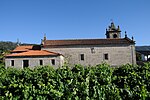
(5, 22), (136, 68)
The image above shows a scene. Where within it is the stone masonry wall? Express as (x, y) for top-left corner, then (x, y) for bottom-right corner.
(42, 44), (136, 67)
(5, 55), (64, 69)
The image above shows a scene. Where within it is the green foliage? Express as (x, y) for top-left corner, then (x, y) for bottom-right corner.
(113, 63), (150, 100)
(0, 41), (18, 64)
(136, 52), (142, 61)
(0, 41), (17, 52)
(0, 63), (150, 99)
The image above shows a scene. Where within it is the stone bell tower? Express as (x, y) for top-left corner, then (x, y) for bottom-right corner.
(106, 22), (121, 39)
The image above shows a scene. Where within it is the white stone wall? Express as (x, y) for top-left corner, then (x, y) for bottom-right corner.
(42, 44), (136, 67)
(5, 55), (64, 69)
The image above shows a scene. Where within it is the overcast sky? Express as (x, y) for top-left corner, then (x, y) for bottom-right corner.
(0, 0), (150, 46)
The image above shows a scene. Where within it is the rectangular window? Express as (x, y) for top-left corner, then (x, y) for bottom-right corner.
(80, 54), (84, 61)
(11, 60), (14, 66)
(104, 53), (109, 60)
(51, 59), (55, 65)
(23, 60), (29, 68)
(40, 60), (43, 65)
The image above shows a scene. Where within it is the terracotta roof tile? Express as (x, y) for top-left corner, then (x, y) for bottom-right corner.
(6, 50), (61, 57)
(43, 38), (135, 47)
(11, 45), (33, 52)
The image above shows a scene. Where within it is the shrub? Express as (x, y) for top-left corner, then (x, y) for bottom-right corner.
(0, 63), (150, 99)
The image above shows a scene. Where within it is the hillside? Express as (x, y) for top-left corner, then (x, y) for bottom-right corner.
(136, 46), (150, 51)
(0, 41), (18, 52)
(0, 41), (37, 64)
(0, 41), (17, 63)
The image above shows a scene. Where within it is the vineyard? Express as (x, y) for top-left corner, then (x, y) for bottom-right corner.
(0, 63), (150, 100)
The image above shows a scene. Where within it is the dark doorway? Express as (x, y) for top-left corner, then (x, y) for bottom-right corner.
(23, 60), (29, 68)
(40, 60), (43, 65)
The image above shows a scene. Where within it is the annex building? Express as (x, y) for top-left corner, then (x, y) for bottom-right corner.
(5, 22), (136, 68)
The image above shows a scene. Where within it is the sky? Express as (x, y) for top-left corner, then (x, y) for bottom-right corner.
(0, 0), (150, 46)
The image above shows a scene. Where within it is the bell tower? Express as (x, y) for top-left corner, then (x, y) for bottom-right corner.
(41, 33), (47, 46)
(106, 22), (121, 39)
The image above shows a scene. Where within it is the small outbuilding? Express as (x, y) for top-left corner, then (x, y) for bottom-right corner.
(5, 45), (64, 69)
(136, 46), (150, 61)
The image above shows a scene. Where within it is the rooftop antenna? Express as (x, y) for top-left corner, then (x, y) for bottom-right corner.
(17, 38), (20, 46)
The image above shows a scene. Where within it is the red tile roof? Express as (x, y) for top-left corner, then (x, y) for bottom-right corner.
(11, 45), (33, 53)
(43, 38), (135, 47)
(6, 50), (61, 57)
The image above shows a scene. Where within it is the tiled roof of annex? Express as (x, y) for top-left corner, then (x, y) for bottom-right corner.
(43, 37), (135, 47)
(11, 45), (33, 52)
(6, 50), (61, 57)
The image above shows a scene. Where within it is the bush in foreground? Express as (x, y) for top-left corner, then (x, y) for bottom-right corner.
(0, 63), (150, 100)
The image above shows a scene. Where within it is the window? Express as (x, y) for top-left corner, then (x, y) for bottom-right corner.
(113, 34), (118, 38)
(51, 59), (55, 65)
(23, 60), (29, 68)
(40, 60), (43, 65)
(11, 60), (14, 66)
(104, 54), (109, 60)
(80, 54), (84, 61)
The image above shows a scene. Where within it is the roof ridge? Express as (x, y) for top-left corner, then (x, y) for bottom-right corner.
(45, 38), (125, 41)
